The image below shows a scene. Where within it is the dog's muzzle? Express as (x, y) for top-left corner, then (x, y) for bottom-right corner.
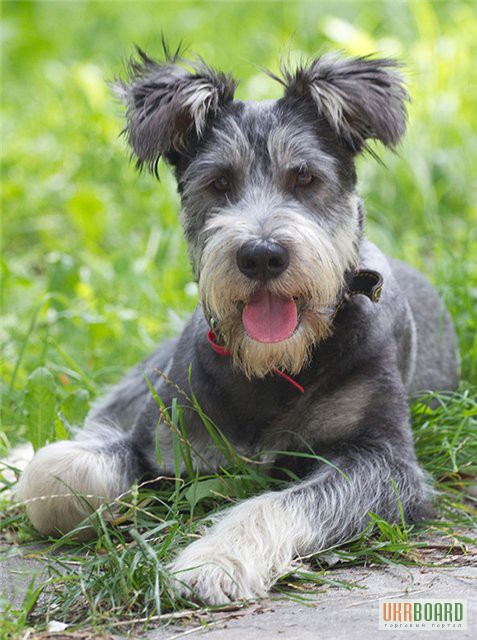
(236, 240), (296, 343)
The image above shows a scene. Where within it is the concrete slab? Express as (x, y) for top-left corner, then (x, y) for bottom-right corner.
(143, 564), (477, 640)
(0, 544), (49, 610)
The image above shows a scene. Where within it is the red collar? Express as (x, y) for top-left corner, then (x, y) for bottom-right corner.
(207, 330), (305, 394)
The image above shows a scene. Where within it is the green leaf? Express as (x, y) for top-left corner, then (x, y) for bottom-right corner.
(47, 253), (80, 310)
(60, 389), (90, 428)
(24, 367), (58, 451)
(184, 475), (252, 509)
(54, 416), (69, 441)
(66, 188), (106, 242)
(184, 477), (228, 510)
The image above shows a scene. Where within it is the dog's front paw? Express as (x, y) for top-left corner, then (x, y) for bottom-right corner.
(169, 494), (294, 605)
(169, 535), (268, 605)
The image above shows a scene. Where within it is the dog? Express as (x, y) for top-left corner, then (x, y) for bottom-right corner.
(18, 48), (459, 605)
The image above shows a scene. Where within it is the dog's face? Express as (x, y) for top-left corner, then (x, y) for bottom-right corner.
(118, 51), (408, 377)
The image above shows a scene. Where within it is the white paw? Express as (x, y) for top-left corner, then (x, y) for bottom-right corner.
(169, 535), (268, 605)
(169, 493), (296, 605)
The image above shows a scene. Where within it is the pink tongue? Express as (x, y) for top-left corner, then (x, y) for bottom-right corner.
(242, 290), (298, 343)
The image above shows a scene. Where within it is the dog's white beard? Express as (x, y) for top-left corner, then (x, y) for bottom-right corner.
(216, 306), (333, 379)
(199, 211), (357, 379)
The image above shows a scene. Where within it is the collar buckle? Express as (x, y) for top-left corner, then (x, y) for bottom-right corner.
(348, 269), (383, 302)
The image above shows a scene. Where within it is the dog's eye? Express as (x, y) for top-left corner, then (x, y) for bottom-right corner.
(295, 168), (314, 187)
(213, 176), (230, 192)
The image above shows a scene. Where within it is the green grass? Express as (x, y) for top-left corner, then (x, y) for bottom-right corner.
(1, 0), (476, 636)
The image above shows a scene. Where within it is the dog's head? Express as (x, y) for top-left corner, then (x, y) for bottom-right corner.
(117, 48), (408, 378)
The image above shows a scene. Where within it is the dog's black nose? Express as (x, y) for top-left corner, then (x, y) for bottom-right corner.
(236, 240), (289, 281)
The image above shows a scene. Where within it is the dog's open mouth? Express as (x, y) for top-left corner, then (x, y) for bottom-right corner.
(242, 289), (298, 343)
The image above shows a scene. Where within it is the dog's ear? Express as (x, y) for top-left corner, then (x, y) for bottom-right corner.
(115, 47), (237, 174)
(281, 55), (409, 153)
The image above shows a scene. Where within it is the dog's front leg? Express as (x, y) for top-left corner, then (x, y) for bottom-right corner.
(169, 442), (430, 604)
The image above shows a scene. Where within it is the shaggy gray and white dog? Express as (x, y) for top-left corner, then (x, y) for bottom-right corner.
(19, 48), (459, 604)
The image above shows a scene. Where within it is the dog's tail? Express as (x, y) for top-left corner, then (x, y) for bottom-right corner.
(17, 424), (138, 539)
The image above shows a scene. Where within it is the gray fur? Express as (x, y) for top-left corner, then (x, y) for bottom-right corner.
(280, 54), (409, 152)
(116, 47), (237, 174)
(18, 49), (459, 604)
